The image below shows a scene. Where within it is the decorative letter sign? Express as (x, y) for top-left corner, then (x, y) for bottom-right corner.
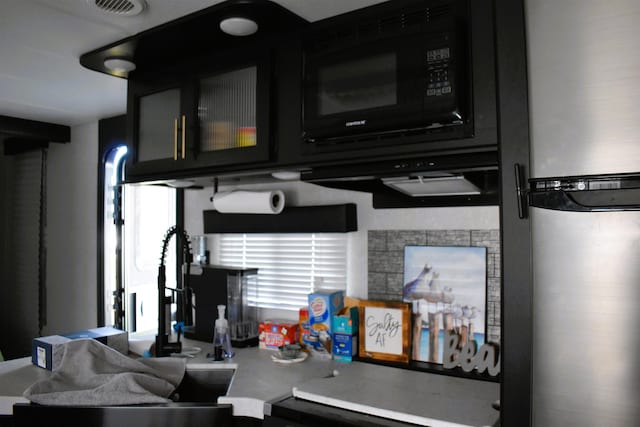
(364, 306), (403, 355)
(442, 330), (500, 376)
(358, 301), (411, 364)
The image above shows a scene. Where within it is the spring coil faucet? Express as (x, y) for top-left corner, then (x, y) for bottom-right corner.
(155, 225), (193, 357)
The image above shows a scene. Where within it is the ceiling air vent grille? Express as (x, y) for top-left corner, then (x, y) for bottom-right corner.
(90, 0), (146, 16)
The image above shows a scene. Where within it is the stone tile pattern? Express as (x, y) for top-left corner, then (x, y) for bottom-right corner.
(368, 230), (501, 344)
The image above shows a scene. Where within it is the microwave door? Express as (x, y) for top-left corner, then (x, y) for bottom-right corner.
(303, 35), (465, 143)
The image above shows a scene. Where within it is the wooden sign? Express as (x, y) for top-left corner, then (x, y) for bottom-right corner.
(358, 300), (411, 364)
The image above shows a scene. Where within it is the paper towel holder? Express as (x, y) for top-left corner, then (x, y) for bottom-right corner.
(211, 190), (285, 214)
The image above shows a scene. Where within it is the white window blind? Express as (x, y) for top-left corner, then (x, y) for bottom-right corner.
(217, 233), (348, 311)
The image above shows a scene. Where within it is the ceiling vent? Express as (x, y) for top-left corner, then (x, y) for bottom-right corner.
(88, 0), (147, 16)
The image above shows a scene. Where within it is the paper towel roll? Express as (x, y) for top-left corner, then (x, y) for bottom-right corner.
(212, 190), (285, 214)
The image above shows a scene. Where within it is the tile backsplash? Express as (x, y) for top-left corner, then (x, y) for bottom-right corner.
(368, 229), (501, 344)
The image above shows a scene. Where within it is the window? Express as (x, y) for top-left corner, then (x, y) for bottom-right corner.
(216, 233), (348, 311)
(122, 184), (176, 334)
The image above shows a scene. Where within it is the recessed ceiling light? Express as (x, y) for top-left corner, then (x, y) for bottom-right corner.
(166, 179), (195, 188)
(271, 171), (301, 181)
(219, 17), (258, 36)
(103, 58), (136, 73)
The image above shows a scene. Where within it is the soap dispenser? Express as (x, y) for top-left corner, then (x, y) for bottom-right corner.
(212, 304), (234, 360)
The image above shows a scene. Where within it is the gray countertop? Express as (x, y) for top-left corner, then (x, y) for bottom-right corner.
(0, 338), (499, 426)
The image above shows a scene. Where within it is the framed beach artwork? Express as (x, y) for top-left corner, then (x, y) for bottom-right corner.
(403, 245), (487, 365)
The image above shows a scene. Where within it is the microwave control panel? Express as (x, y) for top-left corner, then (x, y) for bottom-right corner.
(426, 47), (453, 97)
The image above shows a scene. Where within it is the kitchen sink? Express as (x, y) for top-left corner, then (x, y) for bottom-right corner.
(13, 367), (235, 427)
(171, 366), (235, 403)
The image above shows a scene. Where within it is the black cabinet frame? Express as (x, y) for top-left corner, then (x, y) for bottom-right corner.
(494, 0), (533, 425)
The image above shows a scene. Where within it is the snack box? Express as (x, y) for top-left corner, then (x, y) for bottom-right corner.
(32, 326), (128, 371)
(332, 333), (358, 362)
(332, 306), (359, 335)
(259, 320), (299, 350)
(299, 307), (312, 347)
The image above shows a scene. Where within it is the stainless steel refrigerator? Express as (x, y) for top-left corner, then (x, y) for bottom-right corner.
(526, 0), (640, 425)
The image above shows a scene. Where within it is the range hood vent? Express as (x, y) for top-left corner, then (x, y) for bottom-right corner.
(301, 151), (499, 208)
(382, 174), (481, 197)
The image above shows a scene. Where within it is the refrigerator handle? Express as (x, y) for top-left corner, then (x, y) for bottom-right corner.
(514, 163), (528, 219)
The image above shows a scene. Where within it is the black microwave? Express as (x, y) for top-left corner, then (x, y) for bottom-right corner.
(302, 0), (471, 147)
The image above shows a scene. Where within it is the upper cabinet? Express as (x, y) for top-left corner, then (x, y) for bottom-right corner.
(79, 0), (307, 182)
(126, 50), (272, 180)
(80, 0), (500, 188)
(298, 0), (498, 166)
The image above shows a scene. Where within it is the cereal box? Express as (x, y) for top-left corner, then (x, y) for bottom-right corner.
(258, 320), (299, 350)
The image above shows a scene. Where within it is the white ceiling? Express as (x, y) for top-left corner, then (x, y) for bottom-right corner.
(0, 0), (386, 127)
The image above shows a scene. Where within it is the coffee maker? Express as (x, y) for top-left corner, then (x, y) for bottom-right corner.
(184, 265), (259, 347)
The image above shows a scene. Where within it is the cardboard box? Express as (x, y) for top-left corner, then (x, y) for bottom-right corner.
(333, 333), (358, 362)
(32, 327), (129, 371)
(308, 290), (344, 335)
(259, 320), (299, 350)
(332, 306), (359, 335)
(31, 335), (72, 371)
(299, 307), (312, 347)
(308, 290), (344, 352)
(64, 327), (129, 355)
(88, 326), (128, 354)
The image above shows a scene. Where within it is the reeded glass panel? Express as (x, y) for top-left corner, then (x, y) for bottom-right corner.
(198, 66), (257, 152)
(138, 88), (181, 162)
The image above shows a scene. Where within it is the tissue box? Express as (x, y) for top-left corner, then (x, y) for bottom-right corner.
(258, 320), (299, 350)
(31, 335), (72, 371)
(332, 333), (358, 362)
(332, 306), (359, 335)
(32, 327), (128, 371)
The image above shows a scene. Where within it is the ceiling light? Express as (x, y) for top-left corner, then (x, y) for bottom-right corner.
(166, 179), (195, 188)
(271, 171), (301, 181)
(103, 58), (136, 73)
(219, 17), (258, 36)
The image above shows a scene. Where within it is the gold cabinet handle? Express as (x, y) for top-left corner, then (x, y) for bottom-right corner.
(173, 118), (178, 161)
(181, 115), (186, 160)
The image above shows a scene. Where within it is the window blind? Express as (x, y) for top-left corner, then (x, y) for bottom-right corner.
(9, 150), (45, 352)
(217, 233), (348, 311)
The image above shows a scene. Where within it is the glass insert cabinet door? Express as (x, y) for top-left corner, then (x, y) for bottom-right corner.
(198, 66), (258, 152)
(129, 56), (271, 177)
(137, 88), (182, 163)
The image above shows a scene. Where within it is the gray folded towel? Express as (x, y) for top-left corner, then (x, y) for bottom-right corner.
(24, 338), (186, 406)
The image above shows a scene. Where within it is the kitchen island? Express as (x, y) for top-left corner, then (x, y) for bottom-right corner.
(0, 338), (499, 426)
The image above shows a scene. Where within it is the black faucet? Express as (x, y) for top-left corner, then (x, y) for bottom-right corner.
(155, 225), (193, 357)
